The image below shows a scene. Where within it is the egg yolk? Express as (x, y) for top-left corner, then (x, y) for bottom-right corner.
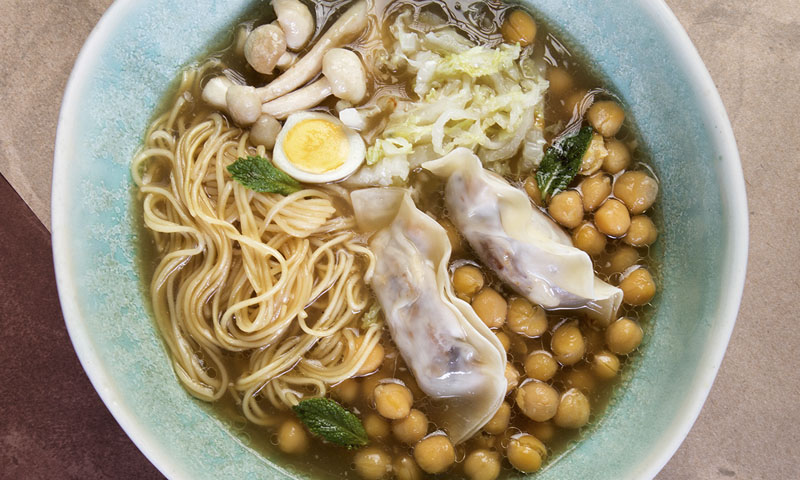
(282, 119), (350, 174)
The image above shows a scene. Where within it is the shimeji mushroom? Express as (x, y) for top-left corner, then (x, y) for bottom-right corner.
(261, 78), (332, 119)
(273, 0), (315, 51)
(226, 84), (262, 125)
(322, 48), (367, 104)
(244, 24), (287, 74)
(250, 114), (282, 148)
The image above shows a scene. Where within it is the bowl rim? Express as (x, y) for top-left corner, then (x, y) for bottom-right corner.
(51, 0), (748, 479)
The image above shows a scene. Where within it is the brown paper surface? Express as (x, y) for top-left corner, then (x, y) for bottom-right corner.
(0, 0), (798, 478)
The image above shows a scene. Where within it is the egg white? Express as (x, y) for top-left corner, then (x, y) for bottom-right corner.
(272, 112), (366, 183)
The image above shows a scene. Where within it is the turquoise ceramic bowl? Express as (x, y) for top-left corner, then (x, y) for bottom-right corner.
(52, 0), (747, 478)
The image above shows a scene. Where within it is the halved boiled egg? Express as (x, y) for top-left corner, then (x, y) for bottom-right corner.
(272, 112), (366, 183)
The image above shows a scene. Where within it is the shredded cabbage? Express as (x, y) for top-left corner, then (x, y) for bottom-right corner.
(353, 10), (548, 185)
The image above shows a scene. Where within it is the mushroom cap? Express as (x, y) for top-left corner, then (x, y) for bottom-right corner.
(273, 0), (315, 51)
(226, 85), (262, 126)
(245, 24), (288, 74)
(250, 114), (282, 149)
(322, 48), (367, 104)
(202, 76), (234, 110)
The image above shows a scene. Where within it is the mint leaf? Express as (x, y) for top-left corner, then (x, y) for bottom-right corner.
(227, 155), (301, 196)
(535, 126), (593, 199)
(292, 398), (368, 449)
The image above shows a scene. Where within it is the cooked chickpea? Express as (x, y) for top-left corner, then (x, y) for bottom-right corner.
(619, 267), (656, 305)
(580, 133), (607, 175)
(392, 409), (428, 444)
(587, 100), (625, 137)
(331, 378), (359, 405)
(551, 322), (585, 366)
(547, 67), (574, 98)
(603, 139), (631, 174)
(464, 449), (502, 480)
(507, 434), (546, 473)
(277, 419), (309, 454)
(562, 367), (597, 394)
(356, 338), (385, 376)
(441, 218), (463, 255)
(364, 412), (391, 441)
(495, 330), (511, 352)
(507, 298), (547, 337)
(528, 421), (556, 443)
(516, 380), (559, 422)
(524, 350), (558, 381)
(572, 222), (607, 256)
(579, 174), (612, 212)
(361, 372), (390, 404)
(564, 90), (588, 116)
(524, 175), (544, 206)
(624, 215), (658, 247)
(472, 288), (507, 329)
(353, 447), (391, 480)
(393, 454), (422, 480)
(548, 190), (584, 228)
(510, 333), (529, 358)
(501, 9), (536, 46)
(484, 401), (511, 435)
(594, 198), (631, 237)
(592, 350), (621, 380)
(606, 317), (644, 355)
(553, 388), (591, 428)
(414, 435), (455, 474)
(603, 246), (640, 275)
(453, 265), (485, 299)
(614, 171), (659, 214)
(505, 362), (521, 394)
(374, 382), (413, 420)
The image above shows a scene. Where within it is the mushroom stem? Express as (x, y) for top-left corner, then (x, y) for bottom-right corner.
(261, 78), (332, 119)
(255, 0), (368, 103)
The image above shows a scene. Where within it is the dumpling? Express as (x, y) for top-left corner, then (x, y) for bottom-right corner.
(423, 148), (623, 325)
(351, 188), (506, 444)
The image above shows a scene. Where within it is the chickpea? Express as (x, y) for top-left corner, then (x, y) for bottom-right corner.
(516, 380), (559, 422)
(594, 198), (631, 237)
(361, 372), (390, 404)
(356, 338), (385, 376)
(587, 101), (625, 137)
(472, 288), (507, 329)
(547, 67), (574, 98)
(495, 330), (511, 353)
(510, 333), (529, 358)
(507, 434), (546, 473)
(548, 190), (584, 228)
(603, 139), (631, 174)
(505, 362), (521, 394)
(528, 421), (556, 443)
(501, 9), (537, 47)
(464, 449), (502, 480)
(353, 447), (391, 480)
(562, 367), (597, 394)
(579, 173), (612, 212)
(277, 419), (309, 454)
(603, 246), (640, 275)
(553, 388), (591, 428)
(414, 435), (455, 474)
(453, 265), (485, 300)
(484, 401), (511, 435)
(440, 218), (463, 255)
(393, 454), (422, 480)
(363, 412), (391, 441)
(624, 215), (658, 247)
(606, 317), (644, 355)
(331, 378), (359, 405)
(564, 90), (588, 117)
(524, 175), (544, 206)
(551, 322), (585, 366)
(614, 171), (659, 214)
(524, 350), (558, 381)
(580, 133), (607, 175)
(374, 382), (413, 420)
(592, 350), (621, 380)
(572, 222), (607, 256)
(507, 298), (547, 337)
(619, 267), (656, 305)
(392, 409), (428, 444)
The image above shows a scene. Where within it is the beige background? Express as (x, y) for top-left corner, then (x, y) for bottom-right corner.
(1, 0), (798, 478)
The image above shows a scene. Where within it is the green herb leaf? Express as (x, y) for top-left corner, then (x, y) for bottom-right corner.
(227, 155), (301, 196)
(292, 397), (368, 449)
(535, 126), (594, 199)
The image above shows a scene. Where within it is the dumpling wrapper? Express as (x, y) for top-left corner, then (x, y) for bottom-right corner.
(351, 188), (506, 444)
(422, 148), (623, 324)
